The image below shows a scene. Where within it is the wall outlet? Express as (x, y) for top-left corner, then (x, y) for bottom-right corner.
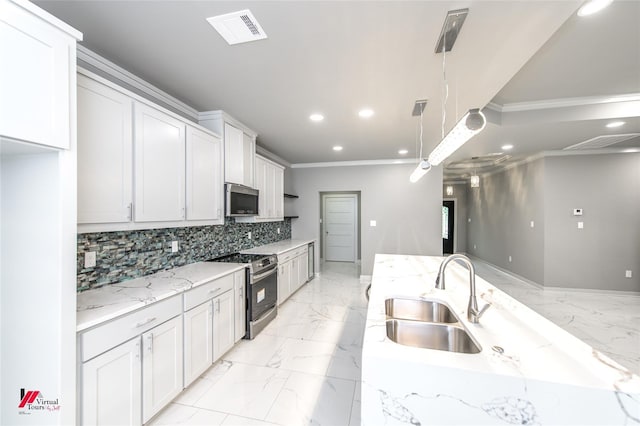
(171, 241), (179, 253)
(247, 232), (252, 240)
(468, 218), (471, 223)
(530, 221), (535, 228)
(577, 221), (584, 229)
(474, 244), (477, 250)
(370, 220), (377, 227)
(626, 270), (633, 278)
(277, 227), (280, 234)
(84, 251), (96, 268)
(508, 256), (512, 263)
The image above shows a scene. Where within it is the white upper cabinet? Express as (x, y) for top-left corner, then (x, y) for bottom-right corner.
(237, 155), (284, 223)
(77, 74), (133, 224)
(0, 0), (81, 149)
(198, 110), (257, 188)
(186, 126), (223, 223)
(134, 102), (186, 222)
(224, 123), (245, 185)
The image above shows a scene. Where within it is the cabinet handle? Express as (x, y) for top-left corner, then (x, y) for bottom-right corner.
(132, 317), (156, 328)
(182, 207), (186, 219)
(216, 299), (220, 313)
(208, 287), (222, 295)
(217, 209), (221, 219)
(147, 333), (153, 354)
(135, 341), (140, 360)
(127, 203), (133, 221)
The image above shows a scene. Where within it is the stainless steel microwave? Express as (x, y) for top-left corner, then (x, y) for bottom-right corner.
(225, 184), (259, 216)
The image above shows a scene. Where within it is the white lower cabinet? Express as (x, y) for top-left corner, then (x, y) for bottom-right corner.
(213, 291), (235, 361)
(142, 316), (184, 423)
(278, 261), (292, 306)
(80, 271), (243, 424)
(234, 270), (247, 342)
(277, 246), (310, 306)
(183, 301), (213, 387)
(82, 337), (142, 425)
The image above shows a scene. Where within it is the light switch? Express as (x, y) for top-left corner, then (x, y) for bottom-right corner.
(508, 256), (512, 263)
(247, 232), (252, 240)
(530, 221), (535, 228)
(468, 218), (471, 223)
(626, 270), (633, 278)
(370, 220), (377, 227)
(577, 222), (584, 229)
(84, 251), (96, 268)
(171, 241), (179, 253)
(277, 227), (280, 234)
(573, 208), (583, 216)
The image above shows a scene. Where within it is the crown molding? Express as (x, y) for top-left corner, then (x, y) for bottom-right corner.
(290, 158), (417, 169)
(256, 145), (291, 168)
(488, 93), (640, 113)
(77, 45), (199, 120)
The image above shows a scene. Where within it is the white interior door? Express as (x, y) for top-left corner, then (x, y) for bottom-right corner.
(323, 194), (357, 262)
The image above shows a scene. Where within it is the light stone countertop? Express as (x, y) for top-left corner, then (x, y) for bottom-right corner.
(361, 254), (640, 425)
(241, 239), (315, 256)
(77, 262), (245, 332)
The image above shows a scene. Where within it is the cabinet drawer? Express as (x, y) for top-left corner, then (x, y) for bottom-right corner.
(279, 246), (308, 263)
(81, 296), (182, 362)
(184, 273), (234, 311)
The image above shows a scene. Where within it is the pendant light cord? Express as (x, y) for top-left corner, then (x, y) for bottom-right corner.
(441, 31), (448, 140)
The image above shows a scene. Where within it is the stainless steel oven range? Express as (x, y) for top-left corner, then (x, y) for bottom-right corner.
(208, 253), (278, 339)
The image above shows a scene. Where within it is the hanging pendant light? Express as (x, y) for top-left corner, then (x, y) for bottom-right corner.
(409, 8), (486, 183)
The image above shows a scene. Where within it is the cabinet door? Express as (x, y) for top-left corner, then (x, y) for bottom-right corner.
(77, 75), (133, 224)
(273, 166), (284, 219)
(186, 126), (223, 222)
(82, 338), (142, 426)
(265, 163), (276, 219)
(299, 252), (309, 287)
(234, 270), (247, 342)
(184, 301), (213, 387)
(254, 156), (267, 219)
(134, 102), (185, 222)
(142, 316), (184, 423)
(0, 1), (75, 148)
(224, 123), (244, 185)
(277, 261), (291, 305)
(213, 291), (234, 361)
(242, 133), (255, 187)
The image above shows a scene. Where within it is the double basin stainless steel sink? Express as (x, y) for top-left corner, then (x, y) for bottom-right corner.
(385, 298), (481, 354)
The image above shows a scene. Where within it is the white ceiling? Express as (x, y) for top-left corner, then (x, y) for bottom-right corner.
(35, 0), (639, 171)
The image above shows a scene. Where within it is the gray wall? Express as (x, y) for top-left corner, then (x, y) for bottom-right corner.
(543, 153), (640, 291)
(442, 183), (469, 253)
(289, 163), (443, 276)
(467, 158), (546, 284)
(467, 153), (640, 292)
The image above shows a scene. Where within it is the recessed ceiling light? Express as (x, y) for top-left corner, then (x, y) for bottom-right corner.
(606, 121), (625, 128)
(309, 114), (324, 122)
(358, 109), (374, 118)
(333, 146), (343, 151)
(577, 0), (613, 17)
(398, 149), (409, 155)
(501, 144), (514, 150)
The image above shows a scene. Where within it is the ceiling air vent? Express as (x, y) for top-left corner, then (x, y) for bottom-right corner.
(564, 133), (640, 150)
(207, 10), (267, 45)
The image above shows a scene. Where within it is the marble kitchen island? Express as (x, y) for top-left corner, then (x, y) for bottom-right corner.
(362, 254), (640, 425)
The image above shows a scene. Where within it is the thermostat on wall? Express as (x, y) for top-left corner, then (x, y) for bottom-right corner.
(573, 208), (583, 216)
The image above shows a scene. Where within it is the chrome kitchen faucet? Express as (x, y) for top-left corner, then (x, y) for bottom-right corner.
(435, 254), (490, 324)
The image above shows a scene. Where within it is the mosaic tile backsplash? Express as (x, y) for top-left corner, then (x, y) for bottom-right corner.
(77, 218), (292, 291)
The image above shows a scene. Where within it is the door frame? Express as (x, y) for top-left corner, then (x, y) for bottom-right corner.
(443, 198), (457, 254)
(320, 192), (360, 262)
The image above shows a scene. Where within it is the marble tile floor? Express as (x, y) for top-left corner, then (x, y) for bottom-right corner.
(471, 257), (640, 376)
(150, 261), (368, 426)
(150, 257), (639, 426)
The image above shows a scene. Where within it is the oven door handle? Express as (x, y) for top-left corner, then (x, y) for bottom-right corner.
(252, 264), (277, 283)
